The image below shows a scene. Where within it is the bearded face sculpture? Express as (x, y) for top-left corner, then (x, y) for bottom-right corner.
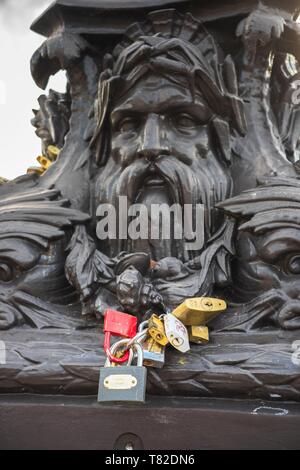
(2, 1), (300, 406)
(68, 12), (246, 316)
(93, 19), (246, 258)
(95, 73), (233, 262)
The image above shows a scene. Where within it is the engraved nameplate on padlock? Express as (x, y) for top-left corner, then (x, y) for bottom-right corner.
(104, 374), (137, 390)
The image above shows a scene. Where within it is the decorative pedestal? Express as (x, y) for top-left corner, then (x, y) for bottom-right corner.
(1, 0), (300, 450)
(0, 395), (299, 450)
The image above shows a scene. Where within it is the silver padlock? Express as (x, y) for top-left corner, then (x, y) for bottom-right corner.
(138, 321), (165, 368)
(98, 340), (147, 403)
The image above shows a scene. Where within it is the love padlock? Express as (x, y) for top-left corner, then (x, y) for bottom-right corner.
(103, 309), (137, 364)
(148, 314), (169, 346)
(172, 297), (227, 325)
(138, 320), (165, 368)
(98, 341), (147, 404)
(164, 313), (190, 353)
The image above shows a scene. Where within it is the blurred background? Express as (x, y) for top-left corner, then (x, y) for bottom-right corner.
(0, 0), (66, 180)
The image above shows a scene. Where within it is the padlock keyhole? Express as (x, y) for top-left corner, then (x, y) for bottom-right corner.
(170, 334), (183, 347)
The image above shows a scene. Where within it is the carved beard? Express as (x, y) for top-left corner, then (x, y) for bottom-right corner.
(95, 153), (231, 262)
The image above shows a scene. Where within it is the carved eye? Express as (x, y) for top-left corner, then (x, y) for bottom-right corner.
(283, 255), (300, 275)
(119, 116), (140, 133)
(173, 113), (198, 130)
(0, 263), (14, 283)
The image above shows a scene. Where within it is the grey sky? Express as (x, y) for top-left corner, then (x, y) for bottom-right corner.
(0, 0), (66, 180)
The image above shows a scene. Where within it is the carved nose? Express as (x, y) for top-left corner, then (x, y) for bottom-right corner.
(137, 114), (169, 160)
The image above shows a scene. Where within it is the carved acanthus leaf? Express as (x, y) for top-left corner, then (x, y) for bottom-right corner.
(31, 33), (92, 89)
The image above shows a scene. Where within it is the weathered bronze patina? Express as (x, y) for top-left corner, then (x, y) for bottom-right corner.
(0, 0), (300, 407)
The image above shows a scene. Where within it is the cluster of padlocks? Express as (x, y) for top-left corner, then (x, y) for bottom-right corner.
(98, 298), (227, 403)
(27, 145), (60, 175)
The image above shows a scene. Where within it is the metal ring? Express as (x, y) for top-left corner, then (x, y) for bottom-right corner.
(106, 337), (131, 364)
(111, 338), (130, 353)
(105, 338), (133, 366)
(125, 330), (148, 350)
(136, 331), (148, 345)
(111, 339), (134, 366)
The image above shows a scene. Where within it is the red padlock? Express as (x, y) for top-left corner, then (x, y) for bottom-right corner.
(103, 309), (137, 364)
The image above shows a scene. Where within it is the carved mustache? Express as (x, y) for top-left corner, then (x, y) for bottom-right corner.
(112, 155), (207, 261)
(116, 155), (205, 208)
(97, 152), (230, 259)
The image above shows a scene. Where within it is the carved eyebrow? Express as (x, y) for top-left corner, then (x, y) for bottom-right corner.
(258, 230), (300, 261)
(111, 101), (212, 123)
(0, 238), (41, 270)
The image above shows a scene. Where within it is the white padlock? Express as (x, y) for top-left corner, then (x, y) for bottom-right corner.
(164, 313), (190, 353)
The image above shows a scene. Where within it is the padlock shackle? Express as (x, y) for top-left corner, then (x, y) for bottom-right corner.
(106, 348), (130, 364)
(131, 342), (144, 367)
(138, 321), (149, 333)
(126, 330), (148, 349)
(105, 339), (134, 367)
(104, 331), (130, 364)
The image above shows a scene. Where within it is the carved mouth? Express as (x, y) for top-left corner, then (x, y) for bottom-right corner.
(144, 175), (166, 187)
(136, 173), (172, 205)
(130, 170), (197, 262)
(101, 158), (207, 262)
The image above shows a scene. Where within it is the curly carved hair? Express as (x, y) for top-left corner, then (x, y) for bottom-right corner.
(90, 10), (247, 167)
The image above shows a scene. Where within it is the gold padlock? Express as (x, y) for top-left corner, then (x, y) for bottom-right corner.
(47, 145), (60, 160)
(27, 166), (44, 175)
(172, 297), (227, 326)
(189, 325), (209, 344)
(148, 314), (169, 346)
(37, 155), (53, 170)
(27, 146), (60, 176)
